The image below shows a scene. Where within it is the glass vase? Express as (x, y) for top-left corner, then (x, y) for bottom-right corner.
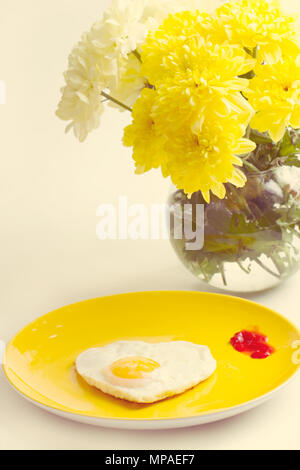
(168, 165), (300, 293)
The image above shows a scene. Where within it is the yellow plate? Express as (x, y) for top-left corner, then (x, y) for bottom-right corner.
(3, 292), (300, 429)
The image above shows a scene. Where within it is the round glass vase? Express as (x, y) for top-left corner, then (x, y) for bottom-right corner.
(168, 165), (300, 293)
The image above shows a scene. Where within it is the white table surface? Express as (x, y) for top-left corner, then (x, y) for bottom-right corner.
(1, 0), (300, 451)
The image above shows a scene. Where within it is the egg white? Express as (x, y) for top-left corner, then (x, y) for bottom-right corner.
(75, 341), (217, 403)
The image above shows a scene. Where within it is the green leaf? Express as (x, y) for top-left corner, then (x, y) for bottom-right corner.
(249, 129), (273, 145)
(282, 153), (300, 167)
(280, 130), (296, 156)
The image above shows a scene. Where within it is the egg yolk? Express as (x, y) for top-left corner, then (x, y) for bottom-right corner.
(110, 356), (160, 379)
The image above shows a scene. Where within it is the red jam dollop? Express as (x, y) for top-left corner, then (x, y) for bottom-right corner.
(230, 330), (275, 359)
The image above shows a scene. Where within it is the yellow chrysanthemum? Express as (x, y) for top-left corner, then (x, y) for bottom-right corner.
(216, 0), (299, 64)
(150, 81), (254, 144)
(141, 11), (218, 81)
(124, 9), (258, 200)
(141, 12), (255, 88)
(141, 16), (255, 135)
(246, 57), (300, 142)
(124, 89), (256, 201)
(162, 115), (255, 202)
(123, 88), (167, 173)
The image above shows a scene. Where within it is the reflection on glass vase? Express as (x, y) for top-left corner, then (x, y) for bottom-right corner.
(168, 166), (300, 293)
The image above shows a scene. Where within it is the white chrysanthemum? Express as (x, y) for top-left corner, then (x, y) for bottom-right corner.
(57, 0), (216, 141)
(56, 35), (107, 142)
(92, 0), (149, 57)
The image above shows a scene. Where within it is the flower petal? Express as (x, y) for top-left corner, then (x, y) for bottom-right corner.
(234, 138), (256, 155)
(202, 191), (211, 204)
(211, 183), (226, 199)
(269, 119), (289, 143)
(229, 168), (247, 188)
(290, 106), (300, 129)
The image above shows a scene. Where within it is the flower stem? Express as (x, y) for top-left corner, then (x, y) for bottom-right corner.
(219, 262), (227, 286)
(101, 91), (132, 112)
(132, 49), (142, 63)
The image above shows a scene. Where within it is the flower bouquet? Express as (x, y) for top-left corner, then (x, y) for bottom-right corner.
(57, 0), (300, 292)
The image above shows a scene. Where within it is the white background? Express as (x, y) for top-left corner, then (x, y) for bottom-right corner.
(0, 0), (300, 450)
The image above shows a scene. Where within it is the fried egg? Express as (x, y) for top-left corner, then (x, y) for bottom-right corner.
(75, 341), (217, 403)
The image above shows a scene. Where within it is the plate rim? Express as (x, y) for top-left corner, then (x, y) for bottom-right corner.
(3, 361), (300, 426)
(3, 291), (300, 424)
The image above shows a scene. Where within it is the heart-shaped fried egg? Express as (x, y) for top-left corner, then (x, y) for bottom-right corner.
(76, 341), (217, 403)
